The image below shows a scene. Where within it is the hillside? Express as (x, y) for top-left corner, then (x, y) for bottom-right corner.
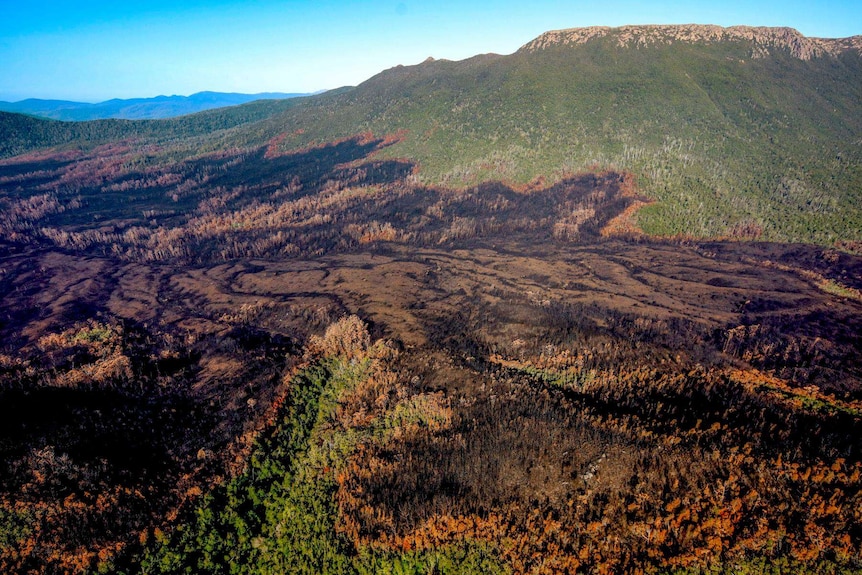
(1, 24), (862, 575)
(0, 92), (309, 121)
(246, 24), (862, 245)
(4, 25), (860, 245)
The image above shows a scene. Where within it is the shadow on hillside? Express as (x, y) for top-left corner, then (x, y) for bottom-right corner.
(0, 134), (416, 229)
(0, 386), (204, 492)
(187, 136), (415, 205)
(333, 171), (638, 250)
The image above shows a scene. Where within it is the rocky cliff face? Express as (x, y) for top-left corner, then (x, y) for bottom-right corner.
(521, 24), (862, 60)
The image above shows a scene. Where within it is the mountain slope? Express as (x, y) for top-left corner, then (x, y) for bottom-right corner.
(248, 25), (862, 245)
(0, 91), (309, 121)
(1, 25), (860, 246)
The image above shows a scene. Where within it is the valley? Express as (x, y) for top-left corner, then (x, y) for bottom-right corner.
(0, 23), (860, 575)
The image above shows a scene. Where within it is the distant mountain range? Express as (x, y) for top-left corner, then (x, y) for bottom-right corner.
(0, 91), (312, 121)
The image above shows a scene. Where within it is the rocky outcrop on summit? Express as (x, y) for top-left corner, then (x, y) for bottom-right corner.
(521, 24), (862, 60)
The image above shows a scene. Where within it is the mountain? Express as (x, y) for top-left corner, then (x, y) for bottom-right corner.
(242, 24), (862, 245)
(4, 24), (859, 245)
(0, 91), (311, 121)
(1, 25), (862, 575)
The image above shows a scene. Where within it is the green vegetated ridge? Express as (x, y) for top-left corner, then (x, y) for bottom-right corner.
(266, 32), (862, 245)
(0, 98), (305, 159)
(131, 338), (508, 575)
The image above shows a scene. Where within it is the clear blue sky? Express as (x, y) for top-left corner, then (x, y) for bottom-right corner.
(1, 0), (860, 102)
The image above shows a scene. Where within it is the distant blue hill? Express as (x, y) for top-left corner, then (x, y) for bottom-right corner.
(0, 91), (311, 121)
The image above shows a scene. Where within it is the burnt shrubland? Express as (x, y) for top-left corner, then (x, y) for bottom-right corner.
(0, 136), (860, 573)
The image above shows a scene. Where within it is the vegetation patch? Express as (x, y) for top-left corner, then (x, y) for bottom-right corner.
(132, 316), (511, 575)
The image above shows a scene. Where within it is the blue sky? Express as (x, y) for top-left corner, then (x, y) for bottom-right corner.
(1, 0), (860, 102)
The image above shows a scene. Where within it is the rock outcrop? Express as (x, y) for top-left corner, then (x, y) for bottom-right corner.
(520, 24), (862, 60)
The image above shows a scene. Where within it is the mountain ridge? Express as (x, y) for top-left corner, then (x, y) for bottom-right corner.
(521, 24), (862, 59)
(0, 91), (312, 121)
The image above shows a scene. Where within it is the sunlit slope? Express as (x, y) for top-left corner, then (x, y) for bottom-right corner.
(258, 27), (861, 244)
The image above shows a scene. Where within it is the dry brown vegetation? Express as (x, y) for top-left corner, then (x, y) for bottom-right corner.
(0, 136), (860, 574)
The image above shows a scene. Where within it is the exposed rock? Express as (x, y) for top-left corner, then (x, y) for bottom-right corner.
(520, 24), (862, 60)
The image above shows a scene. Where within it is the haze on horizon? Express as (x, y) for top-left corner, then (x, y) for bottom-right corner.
(1, 0), (860, 103)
